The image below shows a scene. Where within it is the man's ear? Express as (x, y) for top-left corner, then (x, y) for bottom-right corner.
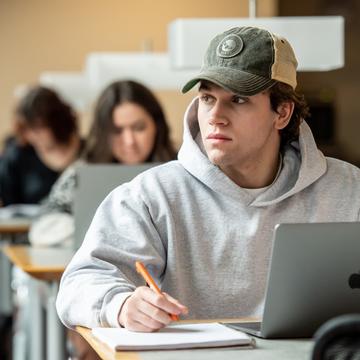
(274, 101), (295, 130)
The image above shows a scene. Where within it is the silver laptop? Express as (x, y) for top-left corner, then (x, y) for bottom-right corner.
(74, 164), (158, 249)
(225, 222), (360, 338)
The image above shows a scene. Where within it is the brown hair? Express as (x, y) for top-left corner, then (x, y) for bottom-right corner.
(15, 86), (78, 145)
(268, 82), (310, 148)
(83, 80), (176, 163)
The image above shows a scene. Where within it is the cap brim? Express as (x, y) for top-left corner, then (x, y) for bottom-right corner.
(182, 67), (275, 96)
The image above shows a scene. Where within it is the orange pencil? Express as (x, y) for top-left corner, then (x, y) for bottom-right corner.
(135, 261), (179, 321)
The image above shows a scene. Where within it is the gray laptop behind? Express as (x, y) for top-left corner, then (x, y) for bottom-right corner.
(74, 164), (157, 249)
(226, 222), (360, 338)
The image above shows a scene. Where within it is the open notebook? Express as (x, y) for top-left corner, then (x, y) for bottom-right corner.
(92, 323), (254, 351)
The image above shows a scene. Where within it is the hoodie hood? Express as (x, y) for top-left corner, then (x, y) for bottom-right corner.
(178, 98), (327, 207)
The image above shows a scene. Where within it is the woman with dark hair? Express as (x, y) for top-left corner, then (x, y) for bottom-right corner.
(0, 85), (81, 205)
(84, 80), (176, 163)
(31, 79), (176, 225)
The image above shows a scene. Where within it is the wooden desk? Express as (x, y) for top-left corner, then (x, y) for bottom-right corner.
(77, 320), (313, 360)
(0, 218), (31, 234)
(3, 244), (75, 360)
(3, 245), (73, 281)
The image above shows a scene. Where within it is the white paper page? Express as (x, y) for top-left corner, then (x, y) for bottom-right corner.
(92, 323), (252, 351)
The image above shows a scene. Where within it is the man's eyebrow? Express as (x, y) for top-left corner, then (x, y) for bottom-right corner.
(198, 82), (249, 100)
(198, 81), (215, 92)
(198, 83), (210, 92)
(233, 94), (249, 100)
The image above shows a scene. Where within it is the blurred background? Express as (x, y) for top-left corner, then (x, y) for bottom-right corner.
(0, 0), (359, 163)
(0, 1), (359, 359)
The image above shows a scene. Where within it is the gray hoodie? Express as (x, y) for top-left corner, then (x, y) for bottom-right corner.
(56, 98), (360, 329)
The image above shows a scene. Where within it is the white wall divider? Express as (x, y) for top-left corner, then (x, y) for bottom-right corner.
(168, 17), (344, 71)
(39, 71), (94, 112)
(84, 52), (199, 94)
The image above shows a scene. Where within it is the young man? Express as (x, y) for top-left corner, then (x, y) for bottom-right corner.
(56, 27), (360, 332)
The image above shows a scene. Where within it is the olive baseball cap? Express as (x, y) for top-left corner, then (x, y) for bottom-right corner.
(182, 26), (298, 95)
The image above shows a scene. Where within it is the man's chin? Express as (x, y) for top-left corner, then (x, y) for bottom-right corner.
(207, 155), (227, 167)
(205, 149), (227, 165)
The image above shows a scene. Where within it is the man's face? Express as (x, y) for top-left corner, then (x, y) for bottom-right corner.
(197, 81), (282, 174)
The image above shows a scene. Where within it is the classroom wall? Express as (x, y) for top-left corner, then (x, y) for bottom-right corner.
(0, 0), (278, 149)
(279, 0), (360, 164)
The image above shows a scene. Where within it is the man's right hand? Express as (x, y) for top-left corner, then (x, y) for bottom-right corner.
(118, 286), (188, 332)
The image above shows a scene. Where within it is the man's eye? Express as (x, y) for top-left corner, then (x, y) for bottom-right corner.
(200, 94), (212, 103)
(233, 96), (246, 104)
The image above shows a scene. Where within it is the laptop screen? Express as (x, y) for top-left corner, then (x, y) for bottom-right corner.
(261, 222), (360, 338)
(73, 163), (158, 249)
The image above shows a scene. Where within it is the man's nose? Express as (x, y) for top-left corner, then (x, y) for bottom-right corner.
(208, 102), (229, 126)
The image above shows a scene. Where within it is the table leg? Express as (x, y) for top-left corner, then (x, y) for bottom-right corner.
(0, 242), (13, 315)
(46, 281), (66, 360)
(29, 277), (44, 360)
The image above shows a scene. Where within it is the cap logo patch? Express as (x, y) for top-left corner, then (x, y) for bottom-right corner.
(216, 34), (243, 58)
